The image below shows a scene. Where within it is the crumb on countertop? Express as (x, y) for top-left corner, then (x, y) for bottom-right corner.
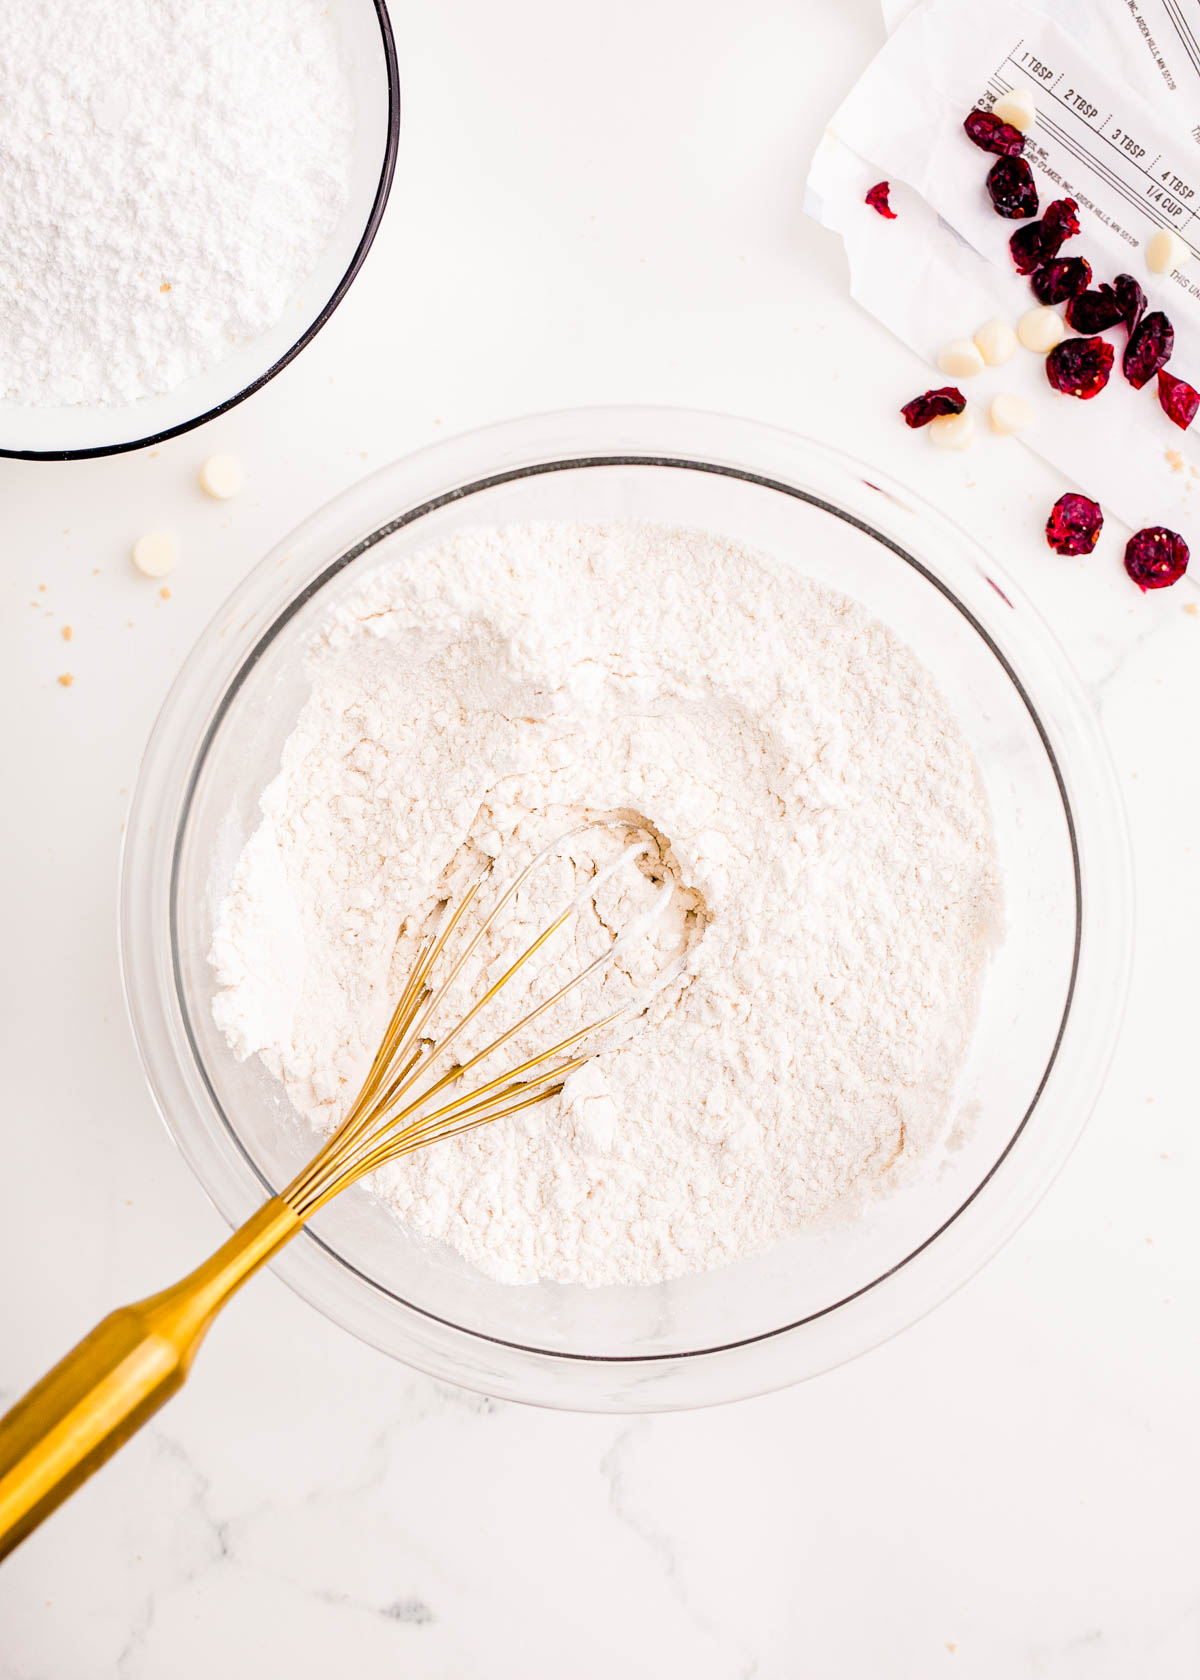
(62, 625), (72, 640)
(57, 672), (74, 687)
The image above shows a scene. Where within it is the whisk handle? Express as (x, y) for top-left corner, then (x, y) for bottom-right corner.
(0, 1195), (300, 1562)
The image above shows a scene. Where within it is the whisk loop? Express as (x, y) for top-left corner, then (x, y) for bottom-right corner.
(284, 818), (677, 1218)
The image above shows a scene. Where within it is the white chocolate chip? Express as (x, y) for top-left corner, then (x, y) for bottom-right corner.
(131, 529), (178, 578)
(992, 86), (1036, 132)
(974, 317), (1018, 366)
(1018, 305), (1067, 354)
(199, 452), (246, 500)
(937, 338), (985, 378)
(928, 409), (975, 450)
(1146, 228), (1190, 276)
(989, 393), (1034, 436)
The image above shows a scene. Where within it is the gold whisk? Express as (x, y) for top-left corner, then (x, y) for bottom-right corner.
(0, 819), (676, 1560)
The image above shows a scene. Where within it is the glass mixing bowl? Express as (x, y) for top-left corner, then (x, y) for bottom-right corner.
(120, 407), (1131, 1411)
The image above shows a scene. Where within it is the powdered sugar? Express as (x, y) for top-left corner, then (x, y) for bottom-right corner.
(209, 521), (1001, 1287)
(0, 0), (353, 407)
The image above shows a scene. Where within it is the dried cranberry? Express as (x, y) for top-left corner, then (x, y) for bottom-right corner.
(1066, 285), (1123, 333)
(1046, 493), (1104, 556)
(901, 387), (967, 428)
(1123, 310), (1174, 388)
(865, 181), (896, 219)
(1041, 198), (1080, 250)
(1031, 257), (1092, 304)
(1045, 336), (1115, 400)
(963, 109), (1026, 156)
(986, 156), (1039, 219)
(1010, 222), (1047, 274)
(1009, 196), (1077, 272)
(1113, 273), (1147, 335)
(1157, 369), (1200, 430)
(1124, 526), (1190, 590)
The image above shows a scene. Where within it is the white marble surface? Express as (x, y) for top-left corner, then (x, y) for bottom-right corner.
(2, 1), (1199, 1673)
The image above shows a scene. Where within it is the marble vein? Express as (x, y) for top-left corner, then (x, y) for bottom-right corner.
(600, 1423), (760, 1677)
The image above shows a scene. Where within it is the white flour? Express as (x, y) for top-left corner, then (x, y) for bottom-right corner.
(0, 0), (353, 408)
(210, 522), (1001, 1287)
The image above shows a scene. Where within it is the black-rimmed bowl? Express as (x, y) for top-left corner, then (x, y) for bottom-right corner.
(3, 0), (398, 462)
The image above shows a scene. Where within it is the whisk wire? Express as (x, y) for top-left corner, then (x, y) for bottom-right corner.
(335, 1006), (631, 1189)
(377, 832), (656, 1120)
(284, 870), (495, 1208)
(283, 821), (677, 1219)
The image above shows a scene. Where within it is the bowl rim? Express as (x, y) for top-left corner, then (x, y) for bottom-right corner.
(120, 406), (1133, 1409)
(1, 0), (400, 464)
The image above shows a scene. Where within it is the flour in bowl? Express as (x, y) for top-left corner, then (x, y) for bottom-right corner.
(209, 522), (1001, 1287)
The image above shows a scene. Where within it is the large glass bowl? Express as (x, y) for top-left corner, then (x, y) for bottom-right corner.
(119, 407), (1131, 1411)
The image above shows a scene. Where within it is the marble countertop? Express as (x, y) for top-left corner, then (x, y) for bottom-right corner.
(2, 1), (1198, 1674)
